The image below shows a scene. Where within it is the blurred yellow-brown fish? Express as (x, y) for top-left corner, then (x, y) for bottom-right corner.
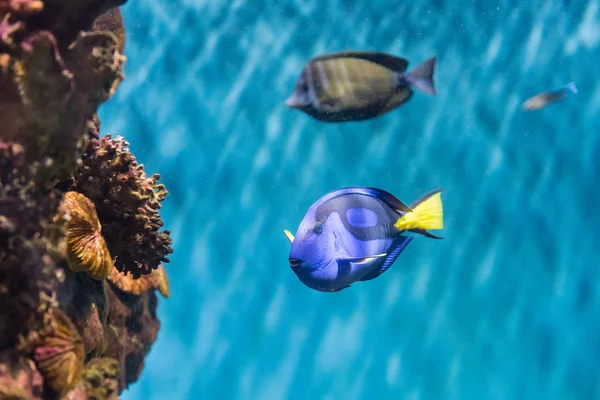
(521, 82), (577, 111)
(285, 51), (437, 122)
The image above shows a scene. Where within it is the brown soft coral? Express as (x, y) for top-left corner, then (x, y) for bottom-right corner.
(73, 133), (173, 278)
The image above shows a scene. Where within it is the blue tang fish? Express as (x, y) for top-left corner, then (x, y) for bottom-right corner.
(284, 187), (444, 292)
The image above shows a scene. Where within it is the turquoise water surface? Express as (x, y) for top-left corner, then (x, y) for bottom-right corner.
(99, 1), (600, 399)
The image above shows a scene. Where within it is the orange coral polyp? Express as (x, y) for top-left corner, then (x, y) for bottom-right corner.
(107, 264), (170, 298)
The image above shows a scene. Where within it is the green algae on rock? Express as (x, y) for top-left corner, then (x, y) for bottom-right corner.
(81, 357), (120, 399)
(63, 356), (120, 400)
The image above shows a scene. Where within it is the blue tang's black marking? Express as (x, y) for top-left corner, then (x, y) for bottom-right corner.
(314, 188), (407, 242)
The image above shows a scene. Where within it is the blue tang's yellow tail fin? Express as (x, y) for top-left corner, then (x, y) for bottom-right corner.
(394, 190), (444, 232)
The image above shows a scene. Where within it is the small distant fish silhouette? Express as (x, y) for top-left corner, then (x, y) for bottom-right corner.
(521, 82), (577, 111)
(285, 51), (437, 122)
(283, 187), (444, 292)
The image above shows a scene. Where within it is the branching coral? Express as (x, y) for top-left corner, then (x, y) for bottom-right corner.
(73, 132), (173, 278)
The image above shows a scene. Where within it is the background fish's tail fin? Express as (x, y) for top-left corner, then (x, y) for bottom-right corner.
(394, 190), (444, 234)
(403, 57), (436, 95)
(564, 81), (577, 95)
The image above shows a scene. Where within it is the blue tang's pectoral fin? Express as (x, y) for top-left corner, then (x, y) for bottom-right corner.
(338, 254), (388, 264)
(358, 235), (413, 281)
(337, 253), (388, 278)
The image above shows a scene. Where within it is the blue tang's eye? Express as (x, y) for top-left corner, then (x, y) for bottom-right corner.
(313, 221), (323, 234)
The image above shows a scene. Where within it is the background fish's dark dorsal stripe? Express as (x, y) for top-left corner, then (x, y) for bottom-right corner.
(311, 51), (409, 73)
(315, 189), (402, 241)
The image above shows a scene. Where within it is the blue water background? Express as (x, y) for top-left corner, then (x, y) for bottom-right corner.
(98, 1), (600, 399)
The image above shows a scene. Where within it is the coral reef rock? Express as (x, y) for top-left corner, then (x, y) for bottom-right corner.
(0, 350), (44, 400)
(0, 141), (64, 351)
(0, 0), (126, 183)
(57, 268), (109, 358)
(0, 2), (172, 399)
